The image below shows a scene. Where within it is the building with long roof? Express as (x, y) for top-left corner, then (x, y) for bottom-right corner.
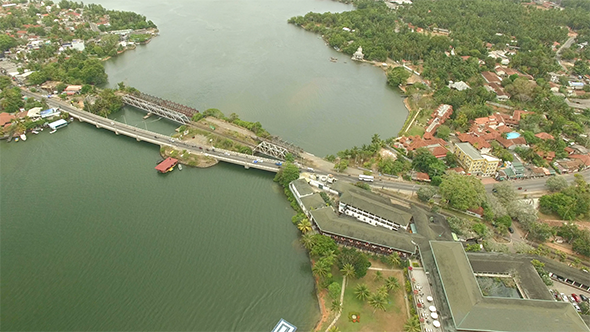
(430, 241), (589, 332)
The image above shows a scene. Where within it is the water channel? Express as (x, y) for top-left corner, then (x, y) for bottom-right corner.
(1, 0), (409, 330)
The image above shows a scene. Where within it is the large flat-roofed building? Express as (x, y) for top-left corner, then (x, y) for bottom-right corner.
(454, 142), (500, 177)
(333, 182), (412, 231)
(430, 241), (589, 332)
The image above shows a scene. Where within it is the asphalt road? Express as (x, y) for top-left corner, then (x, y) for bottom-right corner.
(21, 89), (590, 193)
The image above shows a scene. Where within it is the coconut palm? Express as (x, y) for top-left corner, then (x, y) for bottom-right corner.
(327, 326), (340, 332)
(376, 285), (389, 297)
(374, 270), (384, 281)
(387, 252), (401, 267)
(297, 218), (312, 234)
(312, 261), (331, 279)
(354, 283), (370, 301)
(385, 276), (400, 292)
(403, 315), (421, 332)
(340, 263), (356, 279)
(330, 299), (341, 312)
(300, 233), (315, 250)
(368, 292), (387, 312)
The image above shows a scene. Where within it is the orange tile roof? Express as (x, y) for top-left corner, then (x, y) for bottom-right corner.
(534, 132), (554, 140)
(0, 112), (15, 126)
(569, 154), (590, 167)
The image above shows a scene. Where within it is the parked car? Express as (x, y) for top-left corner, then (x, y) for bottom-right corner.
(580, 294), (589, 302)
(508, 227), (514, 233)
(571, 294), (582, 303)
(561, 293), (569, 302)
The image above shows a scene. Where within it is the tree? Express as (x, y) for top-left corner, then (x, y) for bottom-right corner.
(330, 299), (341, 312)
(334, 159), (348, 172)
(354, 283), (370, 301)
(492, 182), (516, 207)
(495, 215), (512, 228)
(301, 233), (314, 250)
(417, 186), (437, 202)
(297, 218), (312, 234)
(435, 124), (451, 140)
(368, 292), (387, 312)
(439, 173), (486, 210)
(274, 162), (300, 187)
(387, 252), (401, 268)
(374, 271), (384, 281)
(328, 282), (342, 300)
(387, 67), (411, 87)
(444, 151), (458, 168)
(338, 247), (371, 278)
(385, 276), (400, 292)
(403, 315), (421, 332)
(527, 222), (554, 242)
(312, 258), (332, 279)
(545, 176), (568, 192)
(412, 148), (447, 179)
(340, 263), (356, 278)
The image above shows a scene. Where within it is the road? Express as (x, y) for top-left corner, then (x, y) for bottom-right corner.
(21, 90), (281, 173)
(21, 88), (590, 193)
(556, 36), (576, 71)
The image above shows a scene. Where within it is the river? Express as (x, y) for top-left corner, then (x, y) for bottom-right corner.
(1, 0), (408, 330)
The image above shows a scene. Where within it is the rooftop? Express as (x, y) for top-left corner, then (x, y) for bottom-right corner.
(335, 182), (413, 226)
(430, 241), (589, 332)
(290, 178), (314, 198)
(311, 207), (416, 254)
(455, 142), (483, 160)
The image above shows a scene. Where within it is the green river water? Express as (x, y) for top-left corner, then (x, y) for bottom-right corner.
(1, 0), (408, 330)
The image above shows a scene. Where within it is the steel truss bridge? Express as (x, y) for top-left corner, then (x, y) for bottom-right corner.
(122, 93), (302, 160)
(121, 93), (199, 124)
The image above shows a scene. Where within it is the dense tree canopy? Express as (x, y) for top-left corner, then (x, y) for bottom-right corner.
(439, 173), (486, 210)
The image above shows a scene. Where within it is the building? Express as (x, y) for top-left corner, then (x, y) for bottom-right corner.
(0, 112), (15, 127)
(430, 241), (589, 332)
(351, 46), (364, 61)
(26, 107), (42, 120)
(334, 182), (412, 231)
(65, 85), (82, 95)
(454, 142), (500, 177)
(289, 179), (416, 256)
(423, 104), (453, 139)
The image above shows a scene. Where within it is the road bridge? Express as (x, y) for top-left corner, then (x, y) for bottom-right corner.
(22, 90), (281, 173)
(120, 92), (302, 160)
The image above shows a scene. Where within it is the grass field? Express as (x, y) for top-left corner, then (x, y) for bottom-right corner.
(334, 269), (408, 332)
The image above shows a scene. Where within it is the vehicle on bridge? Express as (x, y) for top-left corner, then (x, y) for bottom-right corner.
(359, 174), (374, 182)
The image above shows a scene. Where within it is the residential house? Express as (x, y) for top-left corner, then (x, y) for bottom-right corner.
(535, 132), (554, 140)
(0, 112), (15, 127)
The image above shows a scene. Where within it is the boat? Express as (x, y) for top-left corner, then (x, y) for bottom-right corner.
(20, 134), (27, 141)
(330, 57), (337, 62)
(143, 113), (152, 119)
(178, 164), (183, 171)
(14, 137), (19, 142)
(31, 130), (39, 135)
(49, 129), (57, 134)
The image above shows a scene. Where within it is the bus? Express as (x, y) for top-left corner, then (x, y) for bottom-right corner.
(358, 174), (374, 182)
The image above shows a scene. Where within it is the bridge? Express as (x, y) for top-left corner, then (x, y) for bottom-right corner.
(120, 92), (302, 160)
(22, 91), (281, 173)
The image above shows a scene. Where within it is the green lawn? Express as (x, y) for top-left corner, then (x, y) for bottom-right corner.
(335, 270), (407, 332)
(406, 125), (425, 137)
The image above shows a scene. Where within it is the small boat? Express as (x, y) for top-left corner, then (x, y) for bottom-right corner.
(31, 130), (39, 135)
(330, 57), (337, 62)
(143, 113), (152, 119)
(14, 137), (19, 142)
(178, 164), (183, 171)
(20, 134), (27, 141)
(49, 129), (57, 134)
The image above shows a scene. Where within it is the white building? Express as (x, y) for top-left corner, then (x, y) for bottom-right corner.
(351, 46), (364, 61)
(334, 182), (412, 231)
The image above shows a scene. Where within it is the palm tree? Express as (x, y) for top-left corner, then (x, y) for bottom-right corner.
(340, 263), (356, 279)
(403, 315), (421, 332)
(327, 326), (340, 332)
(387, 252), (401, 268)
(297, 218), (312, 234)
(368, 292), (387, 312)
(312, 261), (331, 279)
(374, 270), (384, 281)
(354, 283), (370, 301)
(330, 299), (341, 312)
(300, 233), (315, 250)
(385, 276), (400, 293)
